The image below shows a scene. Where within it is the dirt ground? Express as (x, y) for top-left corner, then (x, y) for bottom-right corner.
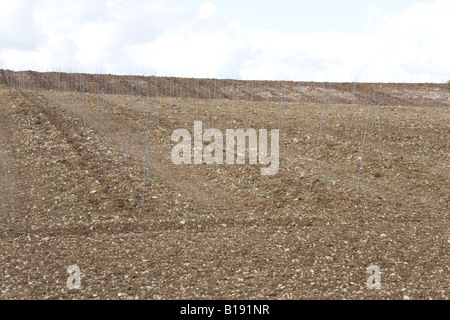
(0, 70), (448, 300)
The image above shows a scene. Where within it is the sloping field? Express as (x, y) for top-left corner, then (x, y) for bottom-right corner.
(0, 70), (448, 299)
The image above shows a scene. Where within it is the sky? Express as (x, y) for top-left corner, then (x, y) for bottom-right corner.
(0, 0), (448, 82)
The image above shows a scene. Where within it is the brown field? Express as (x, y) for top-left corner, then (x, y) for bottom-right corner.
(0, 70), (448, 299)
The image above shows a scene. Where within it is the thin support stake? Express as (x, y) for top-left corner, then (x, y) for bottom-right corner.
(430, 98), (434, 129)
(142, 84), (151, 210)
(212, 79), (216, 129)
(58, 71), (61, 120)
(79, 74), (83, 137)
(72, 74), (77, 135)
(104, 77), (113, 182)
(398, 90), (404, 131)
(169, 77), (173, 122)
(196, 78), (199, 121)
(83, 75), (86, 146)
(124, 77), (134, 186)
(350, 81), (357, 129)
(419, 98), (423, 162)
(97, 81), (106, 153)
(155, 77), (160, 123)
(278, 81), (285, 129)
(297, 85), (302, 133)
(249, 81), (253, 128)
(230, 80), (235, 129)
(310, 96), (328, 189)
(355, 104), (372, 204)
(377, 92), (383, 154)
(180, 83), (183, 127)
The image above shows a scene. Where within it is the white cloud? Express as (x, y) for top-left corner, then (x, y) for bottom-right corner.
(69, 22), (114, 68)
(0, 0), (448, 82)
(198, 3), (217, 20)
(0, 0), (43, 50)
(241, 0), (450, 82)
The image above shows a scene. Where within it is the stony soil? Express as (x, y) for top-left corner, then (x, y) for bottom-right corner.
(0, 70), (448, 300)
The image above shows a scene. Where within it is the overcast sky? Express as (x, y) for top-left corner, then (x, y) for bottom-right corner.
(0, 0), (448, 82)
